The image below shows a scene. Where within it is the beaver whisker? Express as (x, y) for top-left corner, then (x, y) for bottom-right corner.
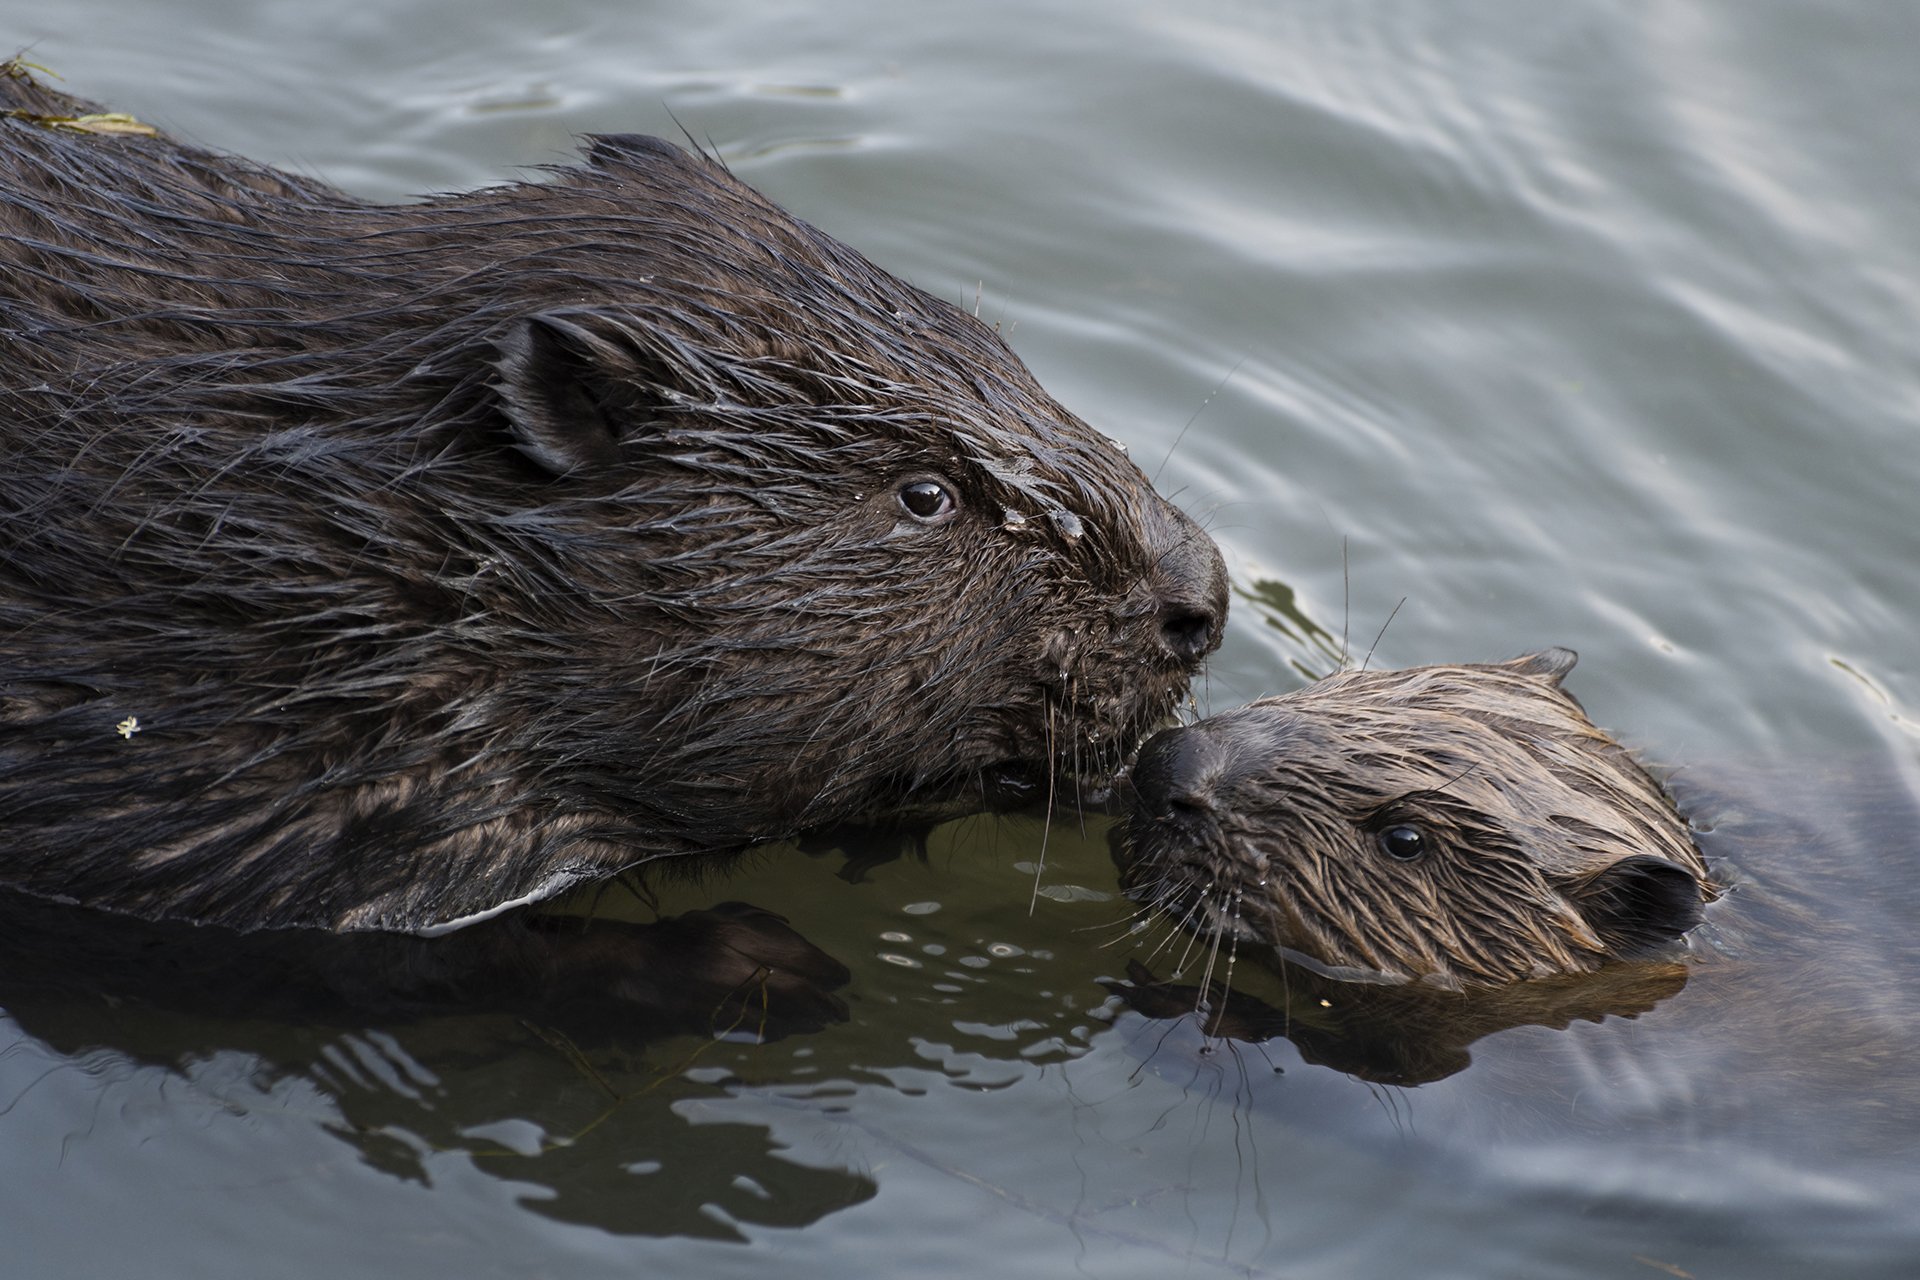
(1132, 889), (1202, 969)
(1358, 597), (1407, 674)
(1126, 912), (1191, 972)
(1166, 887), (1233, 980)
(1025, 696), (1060, 916)
(1190, 885), (1249, 1028)
(1076, 897), (1157, 949)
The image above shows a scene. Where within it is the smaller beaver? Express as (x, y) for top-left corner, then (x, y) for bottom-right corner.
(1116, 650), (1712, 990)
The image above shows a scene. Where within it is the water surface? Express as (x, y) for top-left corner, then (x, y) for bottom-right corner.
(4, 1), (1918, 1276)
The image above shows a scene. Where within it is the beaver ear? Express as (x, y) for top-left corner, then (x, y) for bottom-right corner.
(491, 312), (633, 476)
(1568, 855), (1705, 956)
(1505, 648), (1578, 686)
(582, 133), (700, 173)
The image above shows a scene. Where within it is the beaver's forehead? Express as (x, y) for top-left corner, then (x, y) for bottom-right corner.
(1258, 697), (1554, 757)
(806, 315), (1147, 523)
(611, 284), (1146, 533)
(506, 179), (1155, 558)
(1215, 711), (1573, 807)
(1260, 693), (1596, 770)
(1287, 661), (1571, 709)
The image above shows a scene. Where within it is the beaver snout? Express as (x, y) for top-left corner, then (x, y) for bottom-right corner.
(1132, 724), (1231, 820)
(1133, 703), (1307, 820)
(1142, 502), (1228, 667)
(1157, 600), (1220, 666)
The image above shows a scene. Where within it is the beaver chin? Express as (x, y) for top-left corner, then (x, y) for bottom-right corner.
(926, 661), (1198, 816)
(1116, 651), (1713, 990)
(884, 698), (1188, 825)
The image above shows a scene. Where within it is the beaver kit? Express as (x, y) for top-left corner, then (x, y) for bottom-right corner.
(0, 66), (1226, 950)
(1116, 649), (1712, 991)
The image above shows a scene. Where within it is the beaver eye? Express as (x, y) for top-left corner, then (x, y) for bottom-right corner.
(1378, 824), (1426, 861)
(897, 479), (957, 523)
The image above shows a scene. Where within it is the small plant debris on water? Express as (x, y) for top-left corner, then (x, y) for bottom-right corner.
(0, 58), (158, 136)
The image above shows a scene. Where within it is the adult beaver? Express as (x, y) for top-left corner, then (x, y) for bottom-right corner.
(1115, 650), (1710, 991)
(0, 65), (1226, 939)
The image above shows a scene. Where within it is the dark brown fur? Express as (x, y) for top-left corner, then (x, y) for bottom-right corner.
(1117, 651), (1709, 989)
(0, 66), (1226, 935)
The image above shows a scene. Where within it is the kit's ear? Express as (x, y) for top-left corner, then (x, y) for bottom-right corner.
(1503, 648), (1578, 686)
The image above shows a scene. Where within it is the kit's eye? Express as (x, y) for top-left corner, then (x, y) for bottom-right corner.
(1378, 823), (1427, 862)
(898, 479), (958, 523)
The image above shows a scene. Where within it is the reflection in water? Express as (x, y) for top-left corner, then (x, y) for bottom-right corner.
(0, 892), (876, 1241)
(1105, 954), (1689, 1087)
(1237, 576), (1346, 680)
(0, 1015), (880, 1243)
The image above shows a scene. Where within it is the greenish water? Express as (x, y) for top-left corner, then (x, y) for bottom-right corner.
(5, 1), (1919, 1276)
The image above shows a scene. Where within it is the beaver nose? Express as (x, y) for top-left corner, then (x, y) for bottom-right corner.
(1147, 504), (1229, 666)
(1132, 725), (1228, 819)
(1159, 605), (1217, 665)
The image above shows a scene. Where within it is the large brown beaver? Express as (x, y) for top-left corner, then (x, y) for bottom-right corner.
(0, 65), (1226, 941)
(1116, 650), (1711, 991)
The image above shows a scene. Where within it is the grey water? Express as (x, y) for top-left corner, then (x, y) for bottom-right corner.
(4, 1), (1919, 1276)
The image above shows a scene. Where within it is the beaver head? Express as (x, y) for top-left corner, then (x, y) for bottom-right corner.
(0, 73), (1225, 932)
(1117, 651), (1710, 988)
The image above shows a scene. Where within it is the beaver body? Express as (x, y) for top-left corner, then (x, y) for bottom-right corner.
(1114, 677), (1920, 1190)
(1112, 654), (1920, 1153)
(0, 67), (1225, 935)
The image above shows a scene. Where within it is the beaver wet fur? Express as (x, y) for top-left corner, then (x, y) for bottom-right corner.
(0, 67), (1226, 936)
(1118, 650), (1711, 989)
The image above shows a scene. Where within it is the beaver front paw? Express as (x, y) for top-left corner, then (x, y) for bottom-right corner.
(519, 903), (852, 1040)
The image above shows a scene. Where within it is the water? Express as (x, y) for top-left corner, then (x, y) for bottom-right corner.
(4, 1), (1919, 1275)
